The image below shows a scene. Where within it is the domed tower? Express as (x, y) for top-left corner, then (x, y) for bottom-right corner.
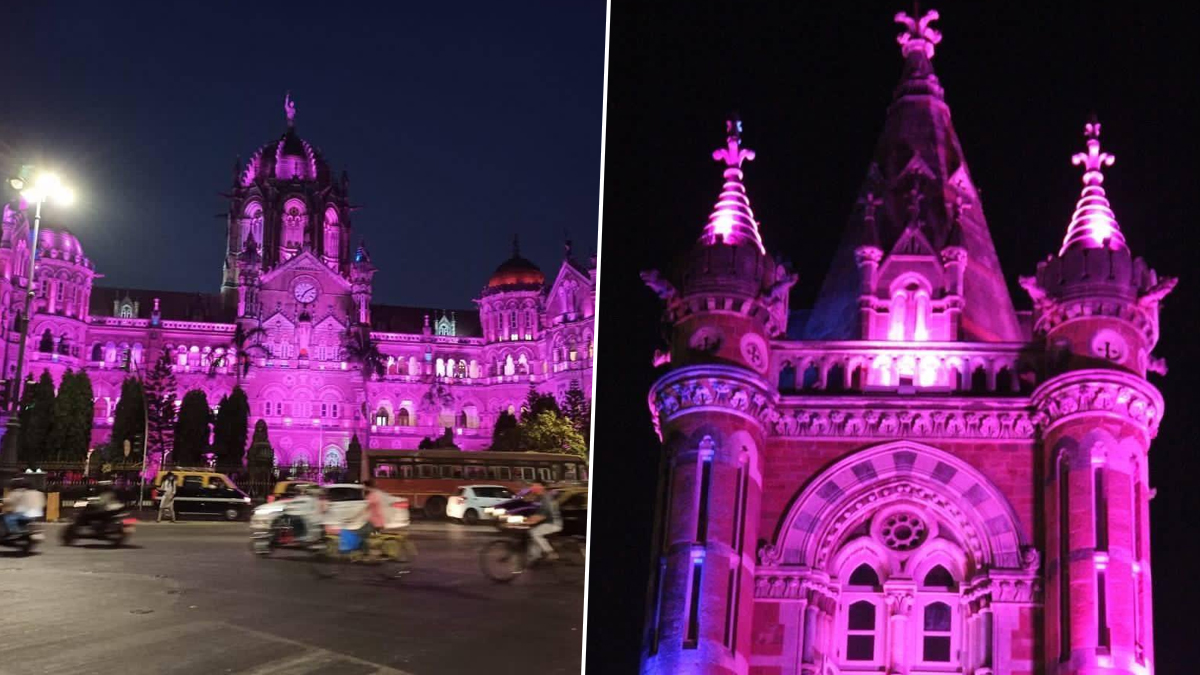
(221, 93), (353, 315)
(1022, 120), (1173, 674)
(641, 118), (795, 674)
(477, 237), (545, 378)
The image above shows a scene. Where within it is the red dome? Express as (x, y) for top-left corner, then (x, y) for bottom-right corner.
(487, 255), (544, 289)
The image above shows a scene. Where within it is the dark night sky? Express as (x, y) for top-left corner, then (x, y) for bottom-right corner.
(0, 1), (605, 312)
(588, 2), (1198, 673)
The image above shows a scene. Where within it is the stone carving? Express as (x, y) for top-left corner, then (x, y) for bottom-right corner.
(651, 374), (776, 429)
(641, 269), (678, 305)
(1034, 379), (1162, 439)
(894, 9), (941, 58)
(770, 406), (1036, 440)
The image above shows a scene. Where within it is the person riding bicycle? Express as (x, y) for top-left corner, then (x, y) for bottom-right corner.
(524, 482), (562, 564)
(341, 479), (388, 555)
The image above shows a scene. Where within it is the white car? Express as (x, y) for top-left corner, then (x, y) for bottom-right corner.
(446, 485), (516, 525)
(250, 483), (410, 553)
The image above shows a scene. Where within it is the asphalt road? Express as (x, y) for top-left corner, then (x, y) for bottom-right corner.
(0, 521), (585, 675)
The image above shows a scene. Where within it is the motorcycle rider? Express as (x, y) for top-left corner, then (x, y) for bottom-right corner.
(2, 477), (45, 536)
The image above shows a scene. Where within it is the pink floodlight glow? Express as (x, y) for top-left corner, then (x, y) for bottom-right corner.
(699, 118), (766, 254)
(1059, 119), (1127, 255)
(895, 9), (942, 59)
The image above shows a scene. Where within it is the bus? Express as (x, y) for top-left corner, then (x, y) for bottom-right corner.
(363, 448), (589, 518)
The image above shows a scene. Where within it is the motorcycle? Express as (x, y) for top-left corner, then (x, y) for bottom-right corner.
(61, 497), (135, 547)
(0, 516), (43, 554)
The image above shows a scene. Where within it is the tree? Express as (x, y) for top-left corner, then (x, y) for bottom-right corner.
(173, 389), (212, 467)
(144, 352), (178, 468)
(521, 410), (587, 459)
(521, 384), (560, 421)
(211, 386), (250, 471)
(16, 371), (55, 466)
(490, 410), (522, 451)
(343, 327), (385, 380)
(247, 419), (275, 497)
(110, 376), (146, 460)
(560, 379), (591, 445)
(209, 323), (270, 388)
(346, 434), (363, 482)
(47, 369), (94, 461)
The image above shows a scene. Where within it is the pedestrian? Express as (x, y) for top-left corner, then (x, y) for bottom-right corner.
(158, 471), (177, 523)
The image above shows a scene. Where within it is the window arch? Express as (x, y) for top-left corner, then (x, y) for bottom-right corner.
(396, 408), (411, 427)
(845, 600), (879, 662)
(921, 602), (953, 662)
(374, 407), (390, 426)
(888, 277), (932, 342)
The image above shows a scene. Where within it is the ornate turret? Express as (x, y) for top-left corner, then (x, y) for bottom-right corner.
(1025, 118), (1173, 675)
(641, 117), (793, 675)
(350, 239), (376, 326)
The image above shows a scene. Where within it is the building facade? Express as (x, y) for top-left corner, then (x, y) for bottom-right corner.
(0, 98), (595, 473)
(641, 11), (1170, 675)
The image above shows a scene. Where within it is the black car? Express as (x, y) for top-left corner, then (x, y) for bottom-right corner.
(489, 488), (588, 538)
(169, 474), (253, 521)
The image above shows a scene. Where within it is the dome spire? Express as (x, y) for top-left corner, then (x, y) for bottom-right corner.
(699, 115), (765, 255)
(512, 233), (520, 258)
(1060, 117), (1126, 255)
(285, 91), (296, 128)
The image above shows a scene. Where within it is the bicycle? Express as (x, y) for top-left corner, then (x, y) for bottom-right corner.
(479, 524), (585, 583)
(309, 525), (417, 581)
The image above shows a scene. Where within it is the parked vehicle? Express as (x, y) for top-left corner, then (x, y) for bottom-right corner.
(446, 485), (515, 524)
(267, 480), (319, 503)
(152, 470), (251, 521)
(250, 483), (410, 555)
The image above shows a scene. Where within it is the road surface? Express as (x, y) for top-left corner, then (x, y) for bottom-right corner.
(0, 521), (585, 675)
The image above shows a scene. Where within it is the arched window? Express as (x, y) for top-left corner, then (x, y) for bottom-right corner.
(848, 563), (880, 588)
(436, 358), (446, 377)
(374, 407), (390, 426)
(504, 355), (516, 377)
(397, 408), (411, 426)
(922, 602), (953, 662)
(801, 364), (819, 390)
(827, 363), (846, 392)
(888, 280), (932, 342)
(971, 365), (988, 393)
(517, 353), (529, 376)
(779, 364), (797, 392)
(846, 601), (878, 662)
(38, 329), (53, 353)
(457, 360), (467, 378)
(923, 565), (955, 589)
(91, 343), (103, 362)
(119, 303), (134, 318)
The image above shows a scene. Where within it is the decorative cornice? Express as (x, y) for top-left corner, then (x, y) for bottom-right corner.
(772, 403), (1035, 440)
(1028, 294), (1162, 347)
(753, 571), (837, 606)
(649, 365), (777, 438)
(1031, 369), (1163, 440)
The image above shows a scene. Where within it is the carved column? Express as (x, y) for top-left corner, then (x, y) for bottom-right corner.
(885, 588), (915, 674)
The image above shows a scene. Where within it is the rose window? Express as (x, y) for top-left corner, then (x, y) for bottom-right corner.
(879, 512), (927, 551)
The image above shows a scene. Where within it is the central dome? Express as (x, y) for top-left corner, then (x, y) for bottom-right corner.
(487, 254), (544, 289)
(241, 128), (329, 185)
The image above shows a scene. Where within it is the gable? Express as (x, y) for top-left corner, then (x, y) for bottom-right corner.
(258, 249), (352, 292)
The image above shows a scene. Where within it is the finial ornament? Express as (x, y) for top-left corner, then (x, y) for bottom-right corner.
(895, 8), (942, 59)
(1073, 119), (1115, 176)
(285, 91), (297, 127)
(1060, 117), (1126, 254)
(713, 116), (756, 169)
(512, 234), (520, 258)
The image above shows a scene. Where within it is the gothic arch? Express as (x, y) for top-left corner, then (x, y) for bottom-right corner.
(772, 441), (1027, 572)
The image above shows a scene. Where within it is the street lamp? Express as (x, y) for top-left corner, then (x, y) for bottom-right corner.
(1, 171), (75, 475)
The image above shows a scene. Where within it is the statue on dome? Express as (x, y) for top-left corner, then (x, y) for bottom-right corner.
(285, 91), (296, 127)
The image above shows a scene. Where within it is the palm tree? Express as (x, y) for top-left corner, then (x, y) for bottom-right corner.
(209, 323), (271, 387)
(343, 327), (385, 381)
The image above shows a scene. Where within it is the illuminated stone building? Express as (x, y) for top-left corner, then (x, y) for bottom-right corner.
(0, 96), (595, 474)
(641, 10), (1171, 675)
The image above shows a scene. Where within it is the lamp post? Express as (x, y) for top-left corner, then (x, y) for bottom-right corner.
(1, 172), (75, 477)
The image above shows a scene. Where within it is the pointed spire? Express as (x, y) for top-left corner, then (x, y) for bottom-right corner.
(354, 238), (373, 264)
(1060, 117), (1126, 255)
(699, 116), (765, 254)
(893, 8), (944, 100)
(512, 233), (521, 258)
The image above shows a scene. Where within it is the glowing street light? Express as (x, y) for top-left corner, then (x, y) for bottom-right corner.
(1, 170), (76, 473)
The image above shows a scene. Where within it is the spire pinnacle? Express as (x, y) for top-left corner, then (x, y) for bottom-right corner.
(512, 233), (520, 258)
(1060, 117), (1126, 255)
(285, 91), (296, 128)
(699, 116), (765, 254)
(894, 8), (941, 59)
